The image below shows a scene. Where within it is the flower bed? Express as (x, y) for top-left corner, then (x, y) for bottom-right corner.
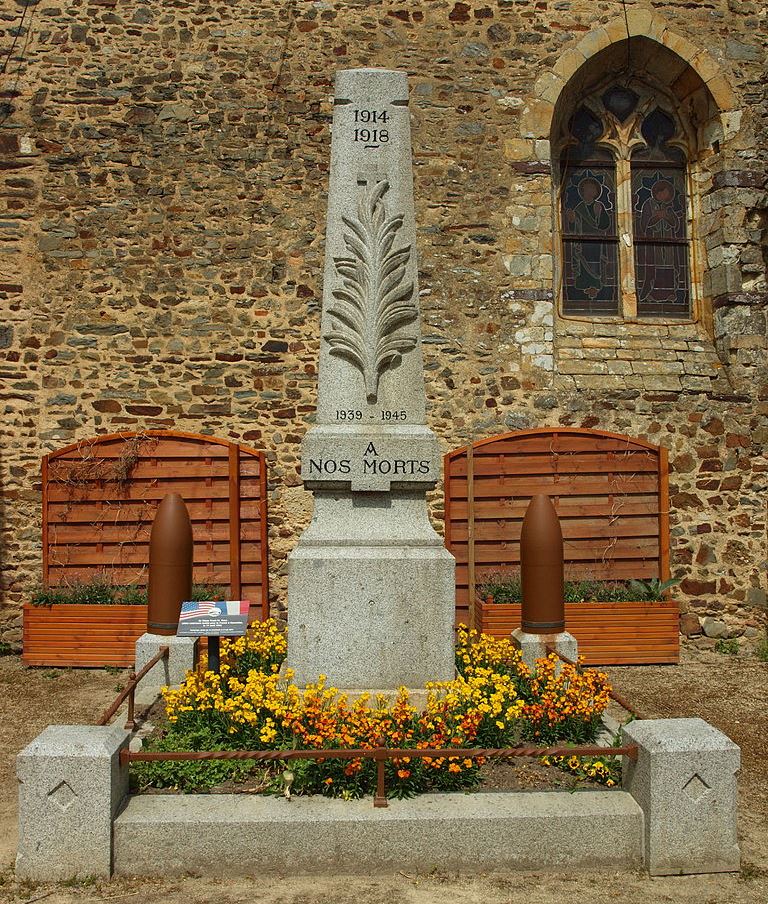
(134, 621), (619, 797)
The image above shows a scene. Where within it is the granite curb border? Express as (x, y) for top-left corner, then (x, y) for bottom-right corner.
(16, 717), (740, 880)
(113, 790), (643, 876)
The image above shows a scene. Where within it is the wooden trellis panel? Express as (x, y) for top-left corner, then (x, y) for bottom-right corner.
(444, 428), (670, 629)
(42, 431), (269, 620)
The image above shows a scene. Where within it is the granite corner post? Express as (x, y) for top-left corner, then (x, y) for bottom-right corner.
(621, 717), (740, 875)
(16, 723), (131, 881)
(287, 68), (455, 689)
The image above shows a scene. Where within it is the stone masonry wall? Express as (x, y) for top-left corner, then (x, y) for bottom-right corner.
(0, 0), (766, 650)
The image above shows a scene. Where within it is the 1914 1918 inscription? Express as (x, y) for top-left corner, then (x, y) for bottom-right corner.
(352, 109), (389, 147)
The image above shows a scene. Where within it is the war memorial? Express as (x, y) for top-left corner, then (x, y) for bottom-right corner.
(14, 68), (741, 882)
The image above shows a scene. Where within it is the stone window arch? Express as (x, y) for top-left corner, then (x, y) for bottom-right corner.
(557, 79), (697, 321)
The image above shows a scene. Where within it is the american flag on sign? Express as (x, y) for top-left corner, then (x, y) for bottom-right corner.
(179, 600), (224, 621)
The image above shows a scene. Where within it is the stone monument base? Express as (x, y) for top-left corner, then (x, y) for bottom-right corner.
(287, 543), (455, 688)
(511, 628), (578, 674)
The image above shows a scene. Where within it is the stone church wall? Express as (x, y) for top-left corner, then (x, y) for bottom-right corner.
(0, 0), (765, 649)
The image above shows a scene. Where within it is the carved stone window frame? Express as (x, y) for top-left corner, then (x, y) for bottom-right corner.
(554, 75), (704, 325)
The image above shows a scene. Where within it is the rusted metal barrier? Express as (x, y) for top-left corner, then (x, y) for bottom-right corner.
(122, 741), (638, 808)
(545, 643), (645, 721)
(97, 645), (169, 729)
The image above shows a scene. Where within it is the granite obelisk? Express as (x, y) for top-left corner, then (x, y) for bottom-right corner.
(287, 69), (455, 688)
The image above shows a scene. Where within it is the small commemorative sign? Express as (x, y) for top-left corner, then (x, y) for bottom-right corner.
(176, 600), (250, 637)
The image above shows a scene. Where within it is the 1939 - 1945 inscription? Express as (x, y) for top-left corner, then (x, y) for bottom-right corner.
(335, 409), (407, 421)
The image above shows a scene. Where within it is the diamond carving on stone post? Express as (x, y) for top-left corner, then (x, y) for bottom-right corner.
(682, 772), (711, 803)
(47, 779), (77, 812)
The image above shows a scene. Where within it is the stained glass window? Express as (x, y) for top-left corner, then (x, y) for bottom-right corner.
(561, 107), (619, 315)
(558, 94), (693, 321)
(601, 86), (639, 122)
(631, 109), (690, 317)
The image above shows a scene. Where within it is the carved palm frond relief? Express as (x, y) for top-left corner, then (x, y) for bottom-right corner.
(325, 179), (418, 403)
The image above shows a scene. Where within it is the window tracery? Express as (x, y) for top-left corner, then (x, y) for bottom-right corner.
(558, 84), (693, 320)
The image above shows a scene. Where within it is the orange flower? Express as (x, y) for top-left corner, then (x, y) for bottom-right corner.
(397, 768), (411, 779)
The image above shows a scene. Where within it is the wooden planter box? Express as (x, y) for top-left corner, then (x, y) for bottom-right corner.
(478, 599), (680, 665)
(22, 603), (149, 667)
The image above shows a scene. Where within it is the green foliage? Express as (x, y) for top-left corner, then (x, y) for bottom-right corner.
(563, 580), (636, 603)
(715, 637), (739, 656)
(131, 726), (257, 792)
(30, 586), (71, 606)
(626, 577), (680, 601)
(32, 582), (121, 606)
(30, 581), (227, 607)
(755, 635), (768, 663)
(0, 641), (12, 656)
(119, 584), (148, 605)
(478, 573), (522, 604)
(479, 572), (677, 604)
(190, 584), (227, 602)
(68, 582), (116, 605)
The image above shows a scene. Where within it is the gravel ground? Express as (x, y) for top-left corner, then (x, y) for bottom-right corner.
(0, 645), (766, 904)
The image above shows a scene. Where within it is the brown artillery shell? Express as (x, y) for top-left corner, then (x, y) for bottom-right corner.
(147, 493), (193, 635)
(520, 493), (565, 633)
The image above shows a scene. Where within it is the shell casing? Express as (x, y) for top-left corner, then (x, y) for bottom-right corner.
(147, 493), (193, 636)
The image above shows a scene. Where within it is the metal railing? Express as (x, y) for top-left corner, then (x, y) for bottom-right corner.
(121, 741), (638, 808)
(97, 645), (169, 729)
(112, 643), (644, 807)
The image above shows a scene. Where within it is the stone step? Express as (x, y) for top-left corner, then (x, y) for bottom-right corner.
(114, 790), (643, 876)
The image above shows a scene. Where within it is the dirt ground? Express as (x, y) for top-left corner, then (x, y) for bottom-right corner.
(0, 646), (766, 904)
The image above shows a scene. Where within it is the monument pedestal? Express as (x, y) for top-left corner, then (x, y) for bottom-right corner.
(288, 491), (455, 688)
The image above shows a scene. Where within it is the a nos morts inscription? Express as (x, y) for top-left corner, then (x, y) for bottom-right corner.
(308, 442), (431, 480)
(306, 439), (436, 486)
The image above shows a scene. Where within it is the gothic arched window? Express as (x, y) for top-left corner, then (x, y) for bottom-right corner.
(559, 86), (692, 320)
